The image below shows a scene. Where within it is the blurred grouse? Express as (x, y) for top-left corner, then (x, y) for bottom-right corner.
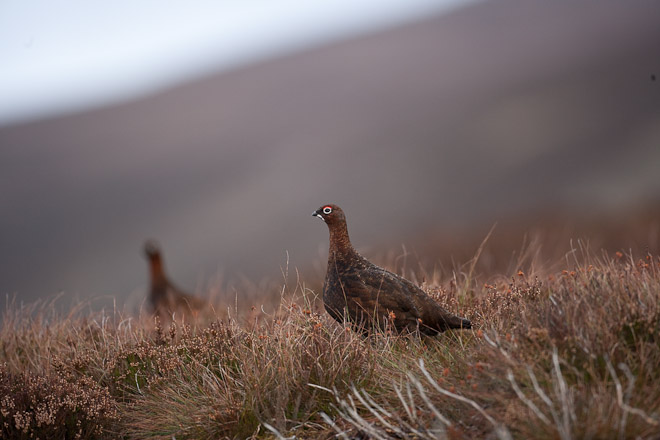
(312, 204), (471, 335)
(143, 240), (206, 321)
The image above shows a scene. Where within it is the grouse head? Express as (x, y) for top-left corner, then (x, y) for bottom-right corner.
(312, 204), (346, 228)
(144, 240), (162, 260)
(313, 204), (355, 253)
(144, 240), (167, 286)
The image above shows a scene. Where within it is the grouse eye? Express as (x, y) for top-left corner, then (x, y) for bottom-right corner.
(323, 207), (332, 215)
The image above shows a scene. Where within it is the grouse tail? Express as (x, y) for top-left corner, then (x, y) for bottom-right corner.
(458, 318), (472, 329)
(442, 314), (471, 330)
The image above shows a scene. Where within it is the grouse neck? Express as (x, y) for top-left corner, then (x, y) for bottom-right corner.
(149, 256), (167, 284)
(328, 221), (356, 257)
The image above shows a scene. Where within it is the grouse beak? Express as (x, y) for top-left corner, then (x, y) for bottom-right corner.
(312, 210), (325, 221)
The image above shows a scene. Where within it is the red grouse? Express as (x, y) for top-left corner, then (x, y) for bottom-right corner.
(312, 204), (471, 335)
(143, 240), (206, 321)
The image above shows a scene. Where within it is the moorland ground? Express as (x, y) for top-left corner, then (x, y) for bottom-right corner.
(1, 231), (660, 439)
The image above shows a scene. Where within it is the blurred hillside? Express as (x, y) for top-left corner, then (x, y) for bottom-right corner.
(1, 0), (659, 305)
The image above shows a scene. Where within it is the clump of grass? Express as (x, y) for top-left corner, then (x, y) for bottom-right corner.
(1, 246), (659, 439)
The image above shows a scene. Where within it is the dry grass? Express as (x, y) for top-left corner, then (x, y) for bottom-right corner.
(1, 243), (660, 439)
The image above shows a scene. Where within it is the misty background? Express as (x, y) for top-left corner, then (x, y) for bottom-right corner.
(1, 0), (659, 307)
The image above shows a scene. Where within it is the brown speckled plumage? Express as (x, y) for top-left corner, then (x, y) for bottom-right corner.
(143, 240), (206, 321)
(313, 204), (471, 335)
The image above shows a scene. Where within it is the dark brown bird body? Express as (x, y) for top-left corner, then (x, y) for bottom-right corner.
(144, 240), (206, 321)
(313, 204), (471, 335)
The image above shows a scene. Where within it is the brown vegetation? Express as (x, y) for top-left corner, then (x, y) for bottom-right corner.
(1, 242), (660, 439)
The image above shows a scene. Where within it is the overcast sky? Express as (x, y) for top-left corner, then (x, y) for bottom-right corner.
(0, 0), (473, 126)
